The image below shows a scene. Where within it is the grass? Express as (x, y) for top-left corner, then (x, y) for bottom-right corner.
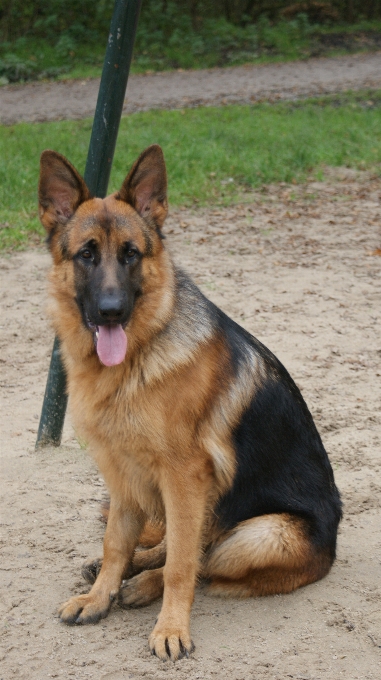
(1, 90), (381, 251)
(0, 40), (105, 84)
(1, 20), (381, 84)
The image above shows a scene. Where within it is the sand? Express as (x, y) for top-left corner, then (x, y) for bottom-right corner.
(1, 168), (380, 679)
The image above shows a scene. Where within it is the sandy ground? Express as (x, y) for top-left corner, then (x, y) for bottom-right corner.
(1, 52), (381, 125)
(0, 168), (380, 679)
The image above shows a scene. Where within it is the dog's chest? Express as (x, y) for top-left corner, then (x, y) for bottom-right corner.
(69, 367), (170, 457)
(68, 372), (168, 516)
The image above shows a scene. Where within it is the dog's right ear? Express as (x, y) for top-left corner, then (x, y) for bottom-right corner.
(38, 151), (90, 234)
(118, 145), (167, 228)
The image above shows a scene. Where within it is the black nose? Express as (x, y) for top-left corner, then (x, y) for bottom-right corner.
(98, 292), (124, 321)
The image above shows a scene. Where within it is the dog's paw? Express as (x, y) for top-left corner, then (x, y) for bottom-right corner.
(118, 569), (164, 608)
(81, 557), (103, 584)
(58, 592), (111, 625)
(149, 622), (194, 661)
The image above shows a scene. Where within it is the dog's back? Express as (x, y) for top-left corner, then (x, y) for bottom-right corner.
(215, 303), (341, 556)
(159, 266), (342, 580)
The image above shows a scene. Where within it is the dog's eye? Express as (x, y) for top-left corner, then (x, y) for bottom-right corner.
(80, 249), (93, 261)
(125, 248), (138, 262)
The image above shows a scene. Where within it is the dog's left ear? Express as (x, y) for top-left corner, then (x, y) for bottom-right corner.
(38, 150), (91, 234)
(118, 145), (168, 228)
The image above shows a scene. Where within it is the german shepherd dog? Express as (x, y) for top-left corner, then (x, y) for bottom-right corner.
(39, 145), (341, 661)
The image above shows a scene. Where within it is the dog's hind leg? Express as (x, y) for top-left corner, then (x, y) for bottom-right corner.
(118, 539), (167, 607)
(82, 557), (103, 585)
(81, 535), (166, 585)
(203, 513), (333, 598)
(119, 567), (165, 608)
(139, 523), (165, 548)
(130, 537), (167, 575)
(59, 503), (146, 624)
(101, 501), (164, 548)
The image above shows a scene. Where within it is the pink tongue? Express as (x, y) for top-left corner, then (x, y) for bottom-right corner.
(96, 324), (127, 367)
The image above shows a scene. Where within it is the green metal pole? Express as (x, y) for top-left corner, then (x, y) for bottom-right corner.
(84, 0), (142, 196)
(35, 336), (69, 447)
(36, 0), (143, 448)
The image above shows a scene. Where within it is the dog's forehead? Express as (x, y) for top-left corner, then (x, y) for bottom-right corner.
(70, 197), (148, 251)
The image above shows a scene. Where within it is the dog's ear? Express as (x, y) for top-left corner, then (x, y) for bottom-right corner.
(118, 145), (168, 228)
(38, 150), (90, 233)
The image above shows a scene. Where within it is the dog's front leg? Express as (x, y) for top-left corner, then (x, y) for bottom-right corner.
(59, 501), (145, 624)
(149, 462), (211, 661)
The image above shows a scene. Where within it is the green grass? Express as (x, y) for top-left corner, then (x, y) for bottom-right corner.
(0, 40), (105, 85)
(1, 20), (381, 84)
(1, 90), (381, 250)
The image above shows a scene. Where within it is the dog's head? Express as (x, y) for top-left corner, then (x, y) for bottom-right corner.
(38, 145), (169, 366)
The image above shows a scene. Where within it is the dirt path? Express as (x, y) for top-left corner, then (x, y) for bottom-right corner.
(1, 52), (381, 125)
(1, 169), (380, 679)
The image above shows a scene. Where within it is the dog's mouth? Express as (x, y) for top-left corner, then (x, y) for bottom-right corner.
(85, 314), (127, 367)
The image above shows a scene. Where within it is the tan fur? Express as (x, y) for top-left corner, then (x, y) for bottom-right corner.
(100, 502), (165, 548)
(117, 513), (331, 606)
(39, 146), (333, 661)
(120, 568), (165, 608)
(203, 513), (331, 597)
